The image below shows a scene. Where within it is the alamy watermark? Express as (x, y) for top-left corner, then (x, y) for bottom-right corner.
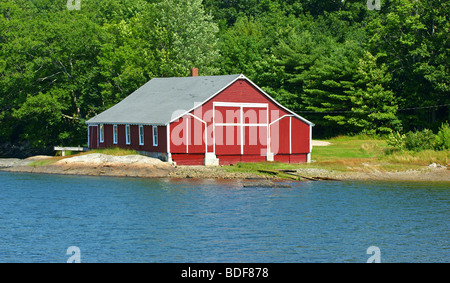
(367, 0), (381, 10)
(66, 246), (81, 263)
(367, 246), (381, 263)
(67, 0), (81, 10)
(65, 246), (380, 263)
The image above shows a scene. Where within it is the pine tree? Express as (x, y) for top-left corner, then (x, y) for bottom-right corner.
(346, 51), (401, 134)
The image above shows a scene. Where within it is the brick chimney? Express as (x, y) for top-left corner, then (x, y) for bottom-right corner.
(190, 68), (199, 77)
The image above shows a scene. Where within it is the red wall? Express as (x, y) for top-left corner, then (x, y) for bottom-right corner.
(88, 125), (98, 149)
(169, 79), (311, 165)
(89, 78), (311, 165)
(95, 124), (166, 153)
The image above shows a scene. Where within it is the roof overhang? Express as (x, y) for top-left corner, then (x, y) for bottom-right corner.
(167, 74), (315, 127)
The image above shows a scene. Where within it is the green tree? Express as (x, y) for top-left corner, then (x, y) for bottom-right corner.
(346, 51), (401, 134)
(368, 0), (450, 130)
(0, 0), (105, 148)
(154, 0), (220, 76)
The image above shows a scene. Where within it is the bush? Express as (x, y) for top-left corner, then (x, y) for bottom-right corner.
(404, 129), (436, 151)
(435, 122), (450, 150)
(387, 131), (405, 150)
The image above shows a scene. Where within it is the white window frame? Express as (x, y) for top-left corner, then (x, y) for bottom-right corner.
(126, 124), (131, 145)
(152, 125), (158, 146)
(113, 124), (118, 144)
(139, 125), (144, 145)
(99, 124), (104, 143)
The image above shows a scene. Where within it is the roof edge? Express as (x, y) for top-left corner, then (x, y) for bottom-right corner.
(243, 76), (315, 127)
(167, 74), (315, 127)
(167, 74), (243, 124)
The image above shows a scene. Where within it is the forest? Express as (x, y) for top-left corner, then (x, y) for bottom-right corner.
(0, 0), (448, 155)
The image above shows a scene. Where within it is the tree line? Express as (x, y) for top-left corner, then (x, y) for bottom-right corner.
(0, 0), (448, 153)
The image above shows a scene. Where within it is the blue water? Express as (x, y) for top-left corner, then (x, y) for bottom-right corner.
(0, 171), (448, 263)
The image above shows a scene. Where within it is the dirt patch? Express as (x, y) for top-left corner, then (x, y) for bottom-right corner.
(312, 140), (332, 146)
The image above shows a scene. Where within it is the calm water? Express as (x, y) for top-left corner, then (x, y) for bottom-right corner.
(0, 171), (448, 263)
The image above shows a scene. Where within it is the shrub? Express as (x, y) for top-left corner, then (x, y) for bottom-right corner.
(387, 131), (405, 150)
(404, 129), (436, 151)
(435, 122), (450, 150)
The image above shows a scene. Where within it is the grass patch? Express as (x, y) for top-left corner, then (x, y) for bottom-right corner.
(225, 135), (449, 179)
(381, 149), (449, 165)
(28, 159), (58, 167)
(312, 136), (387, 162)
(224, 161), (307, 179)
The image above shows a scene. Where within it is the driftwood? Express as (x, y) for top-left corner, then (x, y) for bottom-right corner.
(257, 169), (279, 175)
(243, 182), (291, 188)
(257, 169), (340, 181)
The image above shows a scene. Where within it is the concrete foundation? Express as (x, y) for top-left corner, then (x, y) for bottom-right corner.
(203, 153), (219, 166)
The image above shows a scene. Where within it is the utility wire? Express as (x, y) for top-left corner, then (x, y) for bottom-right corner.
(296, 103), (450, 114)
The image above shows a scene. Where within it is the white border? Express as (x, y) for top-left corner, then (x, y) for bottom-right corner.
(125, 124), (131, 145)
(113, 124), (118, 144)
(152, 125), (158, 146)
(139, 125), (145, 145)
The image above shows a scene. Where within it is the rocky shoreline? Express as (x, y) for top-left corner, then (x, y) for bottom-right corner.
(1, 154), (449, 182)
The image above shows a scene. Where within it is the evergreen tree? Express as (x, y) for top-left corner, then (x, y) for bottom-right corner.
(346, 51), (401, 134)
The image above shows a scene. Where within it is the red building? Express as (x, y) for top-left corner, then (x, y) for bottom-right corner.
(86, 70), (314, 165)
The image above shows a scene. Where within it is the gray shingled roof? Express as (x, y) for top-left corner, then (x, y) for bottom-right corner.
(86, 74), (314, 126)
(86, 74), (242, 125)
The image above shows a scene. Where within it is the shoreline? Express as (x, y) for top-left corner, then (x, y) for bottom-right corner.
(1, 154), (449, 182)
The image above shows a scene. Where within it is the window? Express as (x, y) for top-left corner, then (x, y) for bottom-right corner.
(139, 125), (144, 145)
(113, 124), (118, 144)
(126, 125), (131, 145)
(152, 126), (158, 146)
(100, 124), (104, 143)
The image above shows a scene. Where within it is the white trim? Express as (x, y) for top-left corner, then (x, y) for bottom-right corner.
(152, 125), (158, 147)
(113, 124), (118, 144)
(309, 125), (313, 154)
(97, 124), (99, 148)
(213, 102), (269, 156)
(86, 122), (166, 126)
(99, 124), (104, 143)
(212, 105), (216, 154)
(240, 106), (244, 155)
(215, 123), (267, 127)
(139, 125), (145, 146)
(125, 124), (131, 145)
(166, 124), (171, 154)
(266, 107), (269, 155)
(268, 115), (294, 156)
(186, 118), (189, 154)
(289, 116), (292, 155)
(269, 115), (294, 126)
(87, 126), (90, 149)
(184, 113), (208, 153)
(213, 102), (268, 108)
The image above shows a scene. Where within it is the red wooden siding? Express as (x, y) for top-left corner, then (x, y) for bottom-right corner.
(171, 153), (204, 166)
(88, 78), (311, 165)
(170, 116), (206, 154)
(274, 154), (307, 163)
(215, 125), (241, 155)
(169, 79), (311, 165)
(291, 117), (310, 154)
(88, 125), (98, 149)
(95, 124), (166, 152)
